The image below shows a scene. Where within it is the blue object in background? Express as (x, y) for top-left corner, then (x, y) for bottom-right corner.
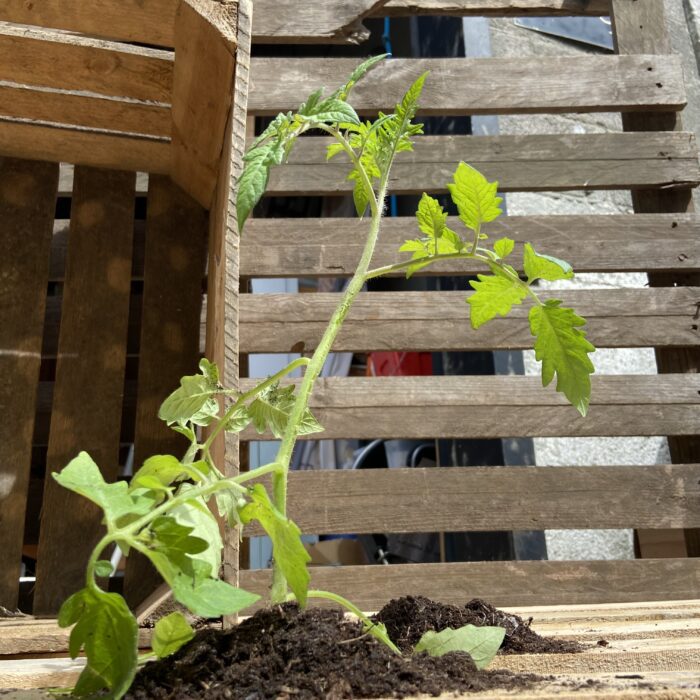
(514, 17), (614, 51)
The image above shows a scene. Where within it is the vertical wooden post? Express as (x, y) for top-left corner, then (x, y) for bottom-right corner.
(611, 0), (698, 557)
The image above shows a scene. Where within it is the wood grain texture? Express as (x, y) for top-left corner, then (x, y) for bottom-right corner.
(241, 465), (700, 536)
(0, 84), (171, 137)
(33, 168), (135, 615)
(238, 374), (700, 440)
(241, 559), (700, 609)
(122, 176), (208, 609)
(241, 214), (700, 277)
(170, 0), (237, 208)
(0, 158), (58, 609)
(0, 120), (170, 174)
(0, 24), (173, 102)
(611, 0), (700, 559)
(249, 55), (685, 116)
(381, 0), (611, 16)
(240, 287), (700, 353)
(260, 133), (700, 196)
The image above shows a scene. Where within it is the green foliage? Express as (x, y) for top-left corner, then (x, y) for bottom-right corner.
(467, 273), (528, 329)
(447, 162), (503, 234)
(529, 301), (596, 417)
(152, 612), (195, 659)
(414, 625), (505, 670)
(248, 383), (323, 439)
(523, 243), (573, 283)
(158, 359), (220, 427)
(493, 237), (514, 259)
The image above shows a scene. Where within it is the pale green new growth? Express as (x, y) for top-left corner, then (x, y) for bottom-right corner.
(55, 56), (594, 700)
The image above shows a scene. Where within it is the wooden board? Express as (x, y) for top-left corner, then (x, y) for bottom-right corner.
(170, 0), (237, 208)
(261, 133), (700, 197)
(0, 24), (173, 102)
(121, 176), (208, 609)
(0, 84), (171, 138)
(381, 0), (612, 16)
(239, 287), (700, 353)
(240, 214), (700, 277)
(33, 168), (135, 615)
(0, 158), (58, 609)
(237, 374), (700, 441)
(248, 55), (685, 116)
(241, 464), (700, 536)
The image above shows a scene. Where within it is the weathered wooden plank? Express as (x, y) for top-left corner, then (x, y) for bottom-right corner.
(0, 84), (171, 137)
(0, 120), (170, 174)
(0, 158), (58, 609)
(0, 24), (173, 102)
(237, 375), (700, 440)
(33, 168), (135, 615)
(249, 55), (685, 116)
(612, 0), (700, 559)
(122, 176), (208, 609)
(241, 559), (700, 609)
(381, 0), (611, 16)
(170, 0), (237, 208)
(241, 214), (700, 277)
(240, 287), (700, 353)
(242, 465), (700, 537)
(262, 133), (700, 196)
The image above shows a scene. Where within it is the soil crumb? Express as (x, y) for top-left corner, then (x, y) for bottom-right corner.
(375, 596), (583, 655)
(127, 603), (542, 699)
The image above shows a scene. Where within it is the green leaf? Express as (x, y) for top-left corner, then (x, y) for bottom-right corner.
(467, 274), (528, 329)
(301, 98), (361, 127)
(171, 576), (260, 619)
(170, 493), (223, 576)
(58, 588), (138, 698)
(335, 54), (388, 100)
(493, 237), (515, 259)
(523, 243), (573, 283)
(150, 516), (210, 559)
(529, 300), (596, 417)
(416, 193), (448, 242)
(94, 560), (114, 578)
(415, 625), (505, 670)
(158, 370), (219, 427)
(152, 612), (195, 659)
(130, 455), (204, 492)
(224, 405), (253, 433)
(240, 484), (311, 606)
(447, 162), (503, 233)
(236, 148), (272, 233)
(248, 384), (323, 439)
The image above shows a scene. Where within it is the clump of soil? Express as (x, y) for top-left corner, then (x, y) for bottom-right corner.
(127, 603), (543, 699)
(375, 596), (583, 655)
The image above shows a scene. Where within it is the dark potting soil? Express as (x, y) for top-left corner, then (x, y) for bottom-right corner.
(128, 598), (570, 699)
(375, 596), (583, 655)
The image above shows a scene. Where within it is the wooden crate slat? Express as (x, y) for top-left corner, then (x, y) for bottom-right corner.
(33, 167), (135, 615)
(240, 287), (700, 353)
(263, 133), (700, 196)
(241, 214), (700, 277)
(381, 0), (612, 17)
(0, 158), (58, 609)
(0, 84), (171, 138)
(249, 55), (685, 116)
(122, 175), (208, 609)
(0, 24), (173, 102)
(241, 559), (700, 609)
(242, 465), (700, 536)
(0, 120), (170, 175)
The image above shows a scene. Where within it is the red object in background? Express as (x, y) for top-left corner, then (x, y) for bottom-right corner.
(367, 351), (433, 377)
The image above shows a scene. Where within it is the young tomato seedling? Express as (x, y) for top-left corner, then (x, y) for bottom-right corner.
(54, 56), (595, 699)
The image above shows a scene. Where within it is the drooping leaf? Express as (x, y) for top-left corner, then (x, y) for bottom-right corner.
(248, 384), (323, 439)
(529, 300), (596, 417)
(224, 405), (253, 433)
(236, 147), (272, 234)
(170, 492), (223, 576)
(171, 575), (260, 619)
(493, 237), (515, 259)
(152, 612), (195, 659)
(158, 368), (220, 427)
(415, 625), (505, 670)
(130, 455), (204, 492)
(467, 274), (528, 329)
(58, 587), (138, 698)
(523, 243), (573, 283)
(447, 162), (503, 233)
(240, 484), (311, 606)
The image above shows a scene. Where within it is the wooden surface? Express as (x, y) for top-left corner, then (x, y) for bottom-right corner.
(261, 133), (700, 197)
(122, 176), (208, 609)
(240, 214), (700, 277)
(238, 374), (700, 441)
(239, 287), (700, 353)
(171, 0), (237, 208)
(241, 465), (700, 536)
(33, 168), (135, 615)
(248, 55), (685, 116)
(0, 159), (58, 609)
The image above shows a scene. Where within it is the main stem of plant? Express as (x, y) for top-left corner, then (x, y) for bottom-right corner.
(269, 178), (389, 603)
